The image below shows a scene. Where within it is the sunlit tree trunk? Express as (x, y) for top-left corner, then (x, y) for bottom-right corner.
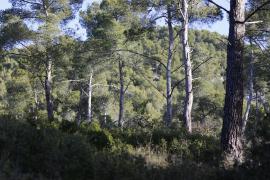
(45, 60), (54, 121)
(87, 71), (93, 123)
(180, 0), (193, 133)
(221, 0), (245, 167)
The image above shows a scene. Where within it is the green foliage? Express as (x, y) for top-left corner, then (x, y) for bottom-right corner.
(0, 116), (269, 179)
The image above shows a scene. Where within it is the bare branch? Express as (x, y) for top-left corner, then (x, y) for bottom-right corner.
(245, 21), (263, 25)
(172, 63), (184, 74)
(19, 0), (42, 6)
(115, 49), (167, 70)
(123, 80), (132, 94)
(207, 0), (230, 14)
(134, 68), (167, 99)
(245, 1), (270, 23)
(170, 57), (214, 96)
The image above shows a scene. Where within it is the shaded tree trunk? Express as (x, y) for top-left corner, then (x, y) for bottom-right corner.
(221, 0), (245, 167)
(242, 39), (254, 132)
(118, 60), (124, 127)
(180, 0), (193, 133)
(45, 60), (54, 121)
(165, 5), (174, 126)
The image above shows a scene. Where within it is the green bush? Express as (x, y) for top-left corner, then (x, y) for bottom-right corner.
(80, 121), (115, 150)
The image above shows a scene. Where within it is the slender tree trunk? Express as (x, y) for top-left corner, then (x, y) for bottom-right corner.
(242, 39), (254, 132)
(258, 92), (270, 114)
(118, 60), (124, 127)
(33, 88), (38, 121)
(45, 60), (54, 121)
(255, 90), (259, 121)
(180, 0), (193, 133)
(43, 4), (54, 122)
(76, 85), (83, 125)
(165, 5), (174, 126)
(221, 0), (245, 167)
(87, 71), (93, 123)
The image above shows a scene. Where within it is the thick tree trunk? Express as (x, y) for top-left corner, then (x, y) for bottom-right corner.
(221, 0), (245, 167)
(45, 60), (54, 121)
(118, 60), (124, 127)
(180, 0), (193, 133)
(242, 40), (254, 132)
(165, 5), (174, 126)
(87, 71), (93, 123)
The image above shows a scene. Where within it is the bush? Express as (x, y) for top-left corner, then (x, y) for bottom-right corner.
(80, 121), (115, 150)
(0, 119), (93, 179)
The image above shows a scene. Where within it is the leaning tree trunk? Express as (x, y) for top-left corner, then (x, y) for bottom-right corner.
(180, 0), (193, 133)
(221, 0), (245, 167)
(87, 71), (93, 123)
(165, 5), (174, 126)
(242, 39), (254, 132)
(118, 60), (124, 127)
(45, 60), (54, 122)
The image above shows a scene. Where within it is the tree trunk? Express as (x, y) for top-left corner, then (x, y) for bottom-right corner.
(258, 91), (270, 114)
(76, 85), (83, 125)
(221, 0), (245, 167)
(118, 60), (124, 127)
(45, 60), (54, 122)
(255, 90), (259, 121)
(180, 0), (193, 133)
(87, 71), (93, 123)
(242, 39), (254, 132)
(165, 5), (174, 126)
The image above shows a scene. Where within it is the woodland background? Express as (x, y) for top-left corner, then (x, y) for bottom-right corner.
(0, 0), (269, 179)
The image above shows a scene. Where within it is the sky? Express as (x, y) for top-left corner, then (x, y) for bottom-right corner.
(0, 0), (230, 38)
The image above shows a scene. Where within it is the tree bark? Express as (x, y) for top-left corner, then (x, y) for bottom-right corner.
(165, 5), (174, 126)
(242, 39), (254, 132)
(118, 59), (124, 127)
(221, 0), (246, 167)
(180, 0), (193, 133)
(45, 60), (54, 122)
(87, 71), (93, 123)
